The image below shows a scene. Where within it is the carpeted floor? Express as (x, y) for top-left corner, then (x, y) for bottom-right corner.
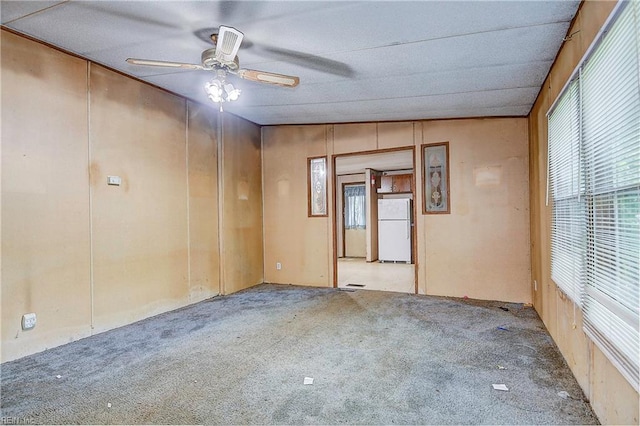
(1, 284), (598, 425)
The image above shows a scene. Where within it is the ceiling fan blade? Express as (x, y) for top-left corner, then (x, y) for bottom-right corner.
(236, 69), (300, 87)
(248, 44), (354, 78)
(126, 58), (204, 70)
(75, 3), (181, 31)
(193, 27), (352, 77)
(215, 26), (244, 63)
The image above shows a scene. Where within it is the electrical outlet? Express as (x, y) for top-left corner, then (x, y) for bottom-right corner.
(276, 262), (282, 270)
(22, 313), (36, 330)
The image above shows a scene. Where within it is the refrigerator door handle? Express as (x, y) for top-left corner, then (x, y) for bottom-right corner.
(406, 200), (411, 239)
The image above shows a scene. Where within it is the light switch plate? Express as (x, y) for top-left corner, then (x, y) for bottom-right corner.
(107, 176), (122, 186)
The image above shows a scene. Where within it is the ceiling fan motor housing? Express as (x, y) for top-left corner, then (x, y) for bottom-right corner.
(201, 48), (239, 71)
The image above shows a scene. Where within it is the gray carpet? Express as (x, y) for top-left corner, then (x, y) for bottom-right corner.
(1, 284), (598, 425)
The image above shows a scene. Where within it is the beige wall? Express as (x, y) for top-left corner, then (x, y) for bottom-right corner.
(1, 30), (258, 362)
(262, 125), (331, 286)
(420, 119), (530, 302)
(187, 103), (221, 302)
(220, 114), (263, 294)
(528, 1), (638, 424)
(263, 119), (530, 303)
(88, 64), (191, 332)
(2, 30), (93, 362)
(344, 229), (366, 258)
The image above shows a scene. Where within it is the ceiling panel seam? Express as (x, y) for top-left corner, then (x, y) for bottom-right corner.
(237, 86), (542, 109)
(241, 20), (574, 67)
(2, 1), (69, 25)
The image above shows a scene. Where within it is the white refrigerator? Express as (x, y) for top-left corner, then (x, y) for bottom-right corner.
(378, 198), (412, 263)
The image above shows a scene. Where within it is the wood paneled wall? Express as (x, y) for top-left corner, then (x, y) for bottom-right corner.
(2, 30), (93, 362)
(88, 64), (191, 332)
(262, 119), (530, 304)
(261, 125), (331, 287)
(220, 114), (264, 294)
(1, 30), (261, 362)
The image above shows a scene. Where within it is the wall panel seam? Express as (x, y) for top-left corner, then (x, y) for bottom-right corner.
(217, 114), (225, 294)
(185, 102), (192, 298)
(260, 127), (266, 283)
(327, 125), (335, 287)
(87, 61), (95, 332)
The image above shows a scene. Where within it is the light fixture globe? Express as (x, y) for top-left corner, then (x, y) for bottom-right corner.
(204, 79), (224, 103)
(204, 69), (241, 108)
(224, 83), (241, 101)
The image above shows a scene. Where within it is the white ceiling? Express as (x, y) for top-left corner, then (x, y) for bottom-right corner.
(1, 1), (580, 126)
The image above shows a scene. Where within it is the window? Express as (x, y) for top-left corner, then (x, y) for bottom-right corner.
(547, 1), (639, 390)
(344, 184), (366, 229)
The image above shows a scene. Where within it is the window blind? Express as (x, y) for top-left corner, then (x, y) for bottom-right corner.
(548, 81), (585, 304)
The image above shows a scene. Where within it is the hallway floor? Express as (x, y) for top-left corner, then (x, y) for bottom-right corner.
(337, 257), (415, 293)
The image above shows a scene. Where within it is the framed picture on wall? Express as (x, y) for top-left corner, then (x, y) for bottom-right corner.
(422, 142), (450, 214)
(308, 156), (328, 217)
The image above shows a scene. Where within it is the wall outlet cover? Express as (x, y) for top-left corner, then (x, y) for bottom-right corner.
(22, 313), (37, 330)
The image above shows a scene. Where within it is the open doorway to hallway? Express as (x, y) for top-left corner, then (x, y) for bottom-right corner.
(334, 148), (416, 294)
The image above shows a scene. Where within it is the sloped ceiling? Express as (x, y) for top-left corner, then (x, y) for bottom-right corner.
(1, 1), (580, 125)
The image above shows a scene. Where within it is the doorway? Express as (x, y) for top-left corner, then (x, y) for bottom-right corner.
(333, 148), (417, 294)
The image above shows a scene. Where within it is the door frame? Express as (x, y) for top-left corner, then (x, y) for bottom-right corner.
(332, 145), (418, 294)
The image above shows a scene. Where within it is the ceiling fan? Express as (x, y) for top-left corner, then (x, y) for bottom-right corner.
(126, 26), (299, 106)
